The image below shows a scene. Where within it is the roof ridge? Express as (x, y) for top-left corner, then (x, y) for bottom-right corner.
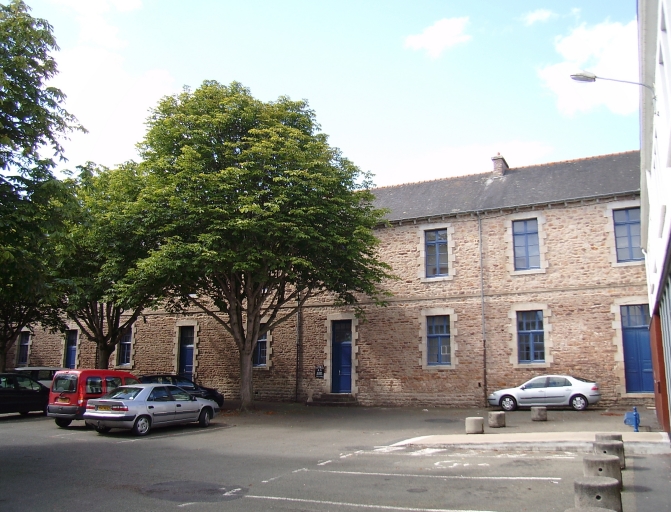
(373, 150), (640, 191)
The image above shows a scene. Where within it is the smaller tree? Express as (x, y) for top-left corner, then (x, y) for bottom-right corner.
(56, 163), (162, 368)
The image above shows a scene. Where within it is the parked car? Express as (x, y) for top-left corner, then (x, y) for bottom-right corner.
(84, 383), (220, 436)
(12, 367), (66, 388)
(487, 375), (601, 411)
(0, 373), (49, 416)
(139, 374), (224, 407)
(47, 369), (139, 428)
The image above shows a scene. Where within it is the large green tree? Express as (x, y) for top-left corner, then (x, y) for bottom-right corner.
(125, 81), (391, 409)
(56, 164), (162, 369)
(0, 0), (83, 370)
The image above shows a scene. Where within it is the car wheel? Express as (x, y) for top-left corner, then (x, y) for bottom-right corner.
(55, 418), (72, 428)
(198, 408), (211, 428)
(132, 415), (151, 436)
(95, 426), (112, 434)
(570, 394), (588, 411)
(500, 395), (517, 411)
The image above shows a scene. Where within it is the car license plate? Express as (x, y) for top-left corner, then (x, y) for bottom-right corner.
(56, 397), (69, 403)
(97, 405), (111, 411)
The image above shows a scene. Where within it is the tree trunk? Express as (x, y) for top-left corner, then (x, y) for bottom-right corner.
(0, 347), (6, 373)
(97, 343), (114, 370)
(239, 347), (255, 411)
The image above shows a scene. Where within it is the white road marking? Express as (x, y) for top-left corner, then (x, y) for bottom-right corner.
(374, 446), (405, 453)
(311, 469), (561, 481)
(222, 488), (242, 496)
(177, 503), (196, 507)
(318, 460), (332, 466)
(261, 476), (281, 483)
(409, 448), (446, 456)
(245, 494), (496, 512)
(292, 468), (308, 473)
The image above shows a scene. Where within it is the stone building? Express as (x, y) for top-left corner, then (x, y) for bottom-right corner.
(12, 151), (652, 407)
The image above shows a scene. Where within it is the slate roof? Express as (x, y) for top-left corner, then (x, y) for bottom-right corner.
(372, 151), (640, 222)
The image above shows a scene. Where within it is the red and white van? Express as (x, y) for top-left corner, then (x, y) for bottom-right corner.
(47, 369), (139, 427)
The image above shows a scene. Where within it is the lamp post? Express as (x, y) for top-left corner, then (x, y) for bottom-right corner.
(570, 70), (655, 99)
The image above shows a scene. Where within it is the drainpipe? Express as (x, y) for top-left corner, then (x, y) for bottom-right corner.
(477, 212), (488, 405)
(295, 291), (302, 402)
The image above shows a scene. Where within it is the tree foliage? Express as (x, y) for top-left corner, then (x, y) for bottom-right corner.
(0, 0), (82, 370)
(56, 163), (163, 369)
(125, 81), (392, 409)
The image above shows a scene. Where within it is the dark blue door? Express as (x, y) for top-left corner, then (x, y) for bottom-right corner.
(621, 305), (653, 393)
(331, 320), (352, 393)
(179, 326), (194, 381)
(64, 330), (77, 369)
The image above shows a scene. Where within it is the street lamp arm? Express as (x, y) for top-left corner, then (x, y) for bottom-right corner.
(595, 76), (656, 97)
(570, 70), (655, 100)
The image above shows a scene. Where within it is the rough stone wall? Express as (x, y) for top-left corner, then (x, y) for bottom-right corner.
(21, 197), (651, 407)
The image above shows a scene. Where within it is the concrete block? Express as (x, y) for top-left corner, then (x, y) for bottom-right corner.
(574, 476), (622, 512)
(531, 406), (547, 421)
(564, 508), (617, 512)
(593, 440), (626, 469)
(595, 433), (623, 443)
(488, 411), (505, 428)
(583, 454), (622, 488)
(465, 416), (484, 434)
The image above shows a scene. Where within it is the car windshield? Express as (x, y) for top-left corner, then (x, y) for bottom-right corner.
(103, 386), (142, 400)
(52, 375), (77, 392)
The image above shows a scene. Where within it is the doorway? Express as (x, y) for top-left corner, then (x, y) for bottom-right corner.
(331, 320), (352, 394)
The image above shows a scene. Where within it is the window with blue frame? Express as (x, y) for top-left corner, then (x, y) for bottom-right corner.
(620, 304), (650, 327)
(613, 208), (643, 262)
(517, 311), (545, 363)
(427, 315), (450, 365)
(425, 229), (449, 277)
(117, 331), (132, 366)
(253, 329), (267, 367)
(513, 219), (540, 270)
(17, 331), (29, 366)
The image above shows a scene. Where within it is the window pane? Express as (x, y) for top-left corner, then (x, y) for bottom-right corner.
(614, 225), (629, 238)
(613, 210), (628, 222)
(86, 377), (103, 394)
(436, 229), (447, 241)
(425, 231), (436, 242)
(628, 208), (640, 221)
(427, 338), (440, 364)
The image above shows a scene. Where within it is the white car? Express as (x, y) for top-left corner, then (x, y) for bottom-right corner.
(487, 375), (601, 411)
(83, 383), (219, 436)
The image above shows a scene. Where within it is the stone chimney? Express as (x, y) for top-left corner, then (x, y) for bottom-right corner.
(492, 153), (509, 176)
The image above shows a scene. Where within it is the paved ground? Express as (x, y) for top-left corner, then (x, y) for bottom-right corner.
(0, 402), (669, 511)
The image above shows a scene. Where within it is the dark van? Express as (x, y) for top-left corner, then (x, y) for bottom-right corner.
(47, 369), (139, 427)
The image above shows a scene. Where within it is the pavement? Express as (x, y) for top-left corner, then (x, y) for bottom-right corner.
(223, 400), (671, 455)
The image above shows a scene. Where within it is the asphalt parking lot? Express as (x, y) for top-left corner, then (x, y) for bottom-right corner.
(0, 403), (669, 512)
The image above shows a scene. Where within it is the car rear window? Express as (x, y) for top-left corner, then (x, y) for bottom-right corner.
(104, 386), (142, 400)
(106, 377), (122, 390)
(53, 375), (77, 392)
(571, 376), (594, 383)
(125, 377), (140, 385)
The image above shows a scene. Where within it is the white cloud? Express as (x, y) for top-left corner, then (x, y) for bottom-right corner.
(404, 18), (471, 59)
(45, 0), (176, 170)
(523, 9), (557, 26)
(371, 140), (555, 187)
(539, 19), (639, 116)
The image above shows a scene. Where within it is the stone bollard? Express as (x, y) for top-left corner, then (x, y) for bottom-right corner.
(583, 454), (622, 488)
(488, 411), (505, 428)
(531, 406), (547, 421)
(594, 440), (626, 470)
(595, 433), (623, 443)
(564, 508), (617, 512)
(574, 476), (622, 512)
(465, 416), (484, 434)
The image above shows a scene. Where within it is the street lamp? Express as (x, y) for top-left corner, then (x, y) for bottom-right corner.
(570, 70), (655, 99)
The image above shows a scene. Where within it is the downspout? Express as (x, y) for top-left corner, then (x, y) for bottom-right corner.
(295, 292), (302, 402)
(477, 212), (488, 405)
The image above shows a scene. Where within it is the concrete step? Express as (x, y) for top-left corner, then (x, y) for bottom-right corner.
(307, 394), (358, 406)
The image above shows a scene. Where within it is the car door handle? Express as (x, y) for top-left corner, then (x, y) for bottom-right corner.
(148, 406), (154, 409)
(176, 404), (181, 407)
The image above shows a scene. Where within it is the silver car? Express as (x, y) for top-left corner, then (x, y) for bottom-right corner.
(83, 383), (220, 436)
(487, 375), (601, 411)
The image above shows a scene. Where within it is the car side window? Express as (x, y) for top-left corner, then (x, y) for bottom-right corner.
(16, 376), (40, 390)
(524, 377), (548, 389)
(167, 386), (191, 401)
(176, 377), (196, 390)
(548, 377), (570, 387)
(0, 376), (15, 389)
(106, 377), (122, 391)
(148, 387), (172, 402)
(86, 377), (103, 394)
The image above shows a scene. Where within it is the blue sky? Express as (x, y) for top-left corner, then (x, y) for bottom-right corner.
(27, 0), (639, 187)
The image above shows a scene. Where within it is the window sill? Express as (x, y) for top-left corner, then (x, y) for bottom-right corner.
(512, 361), (551, 369)
(423, 364), (455, 370)
(510, 268), (546, 276)
(420, 274), (454, 283)
(612, 260), (645, 267)
(253, 365), (270, 371)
